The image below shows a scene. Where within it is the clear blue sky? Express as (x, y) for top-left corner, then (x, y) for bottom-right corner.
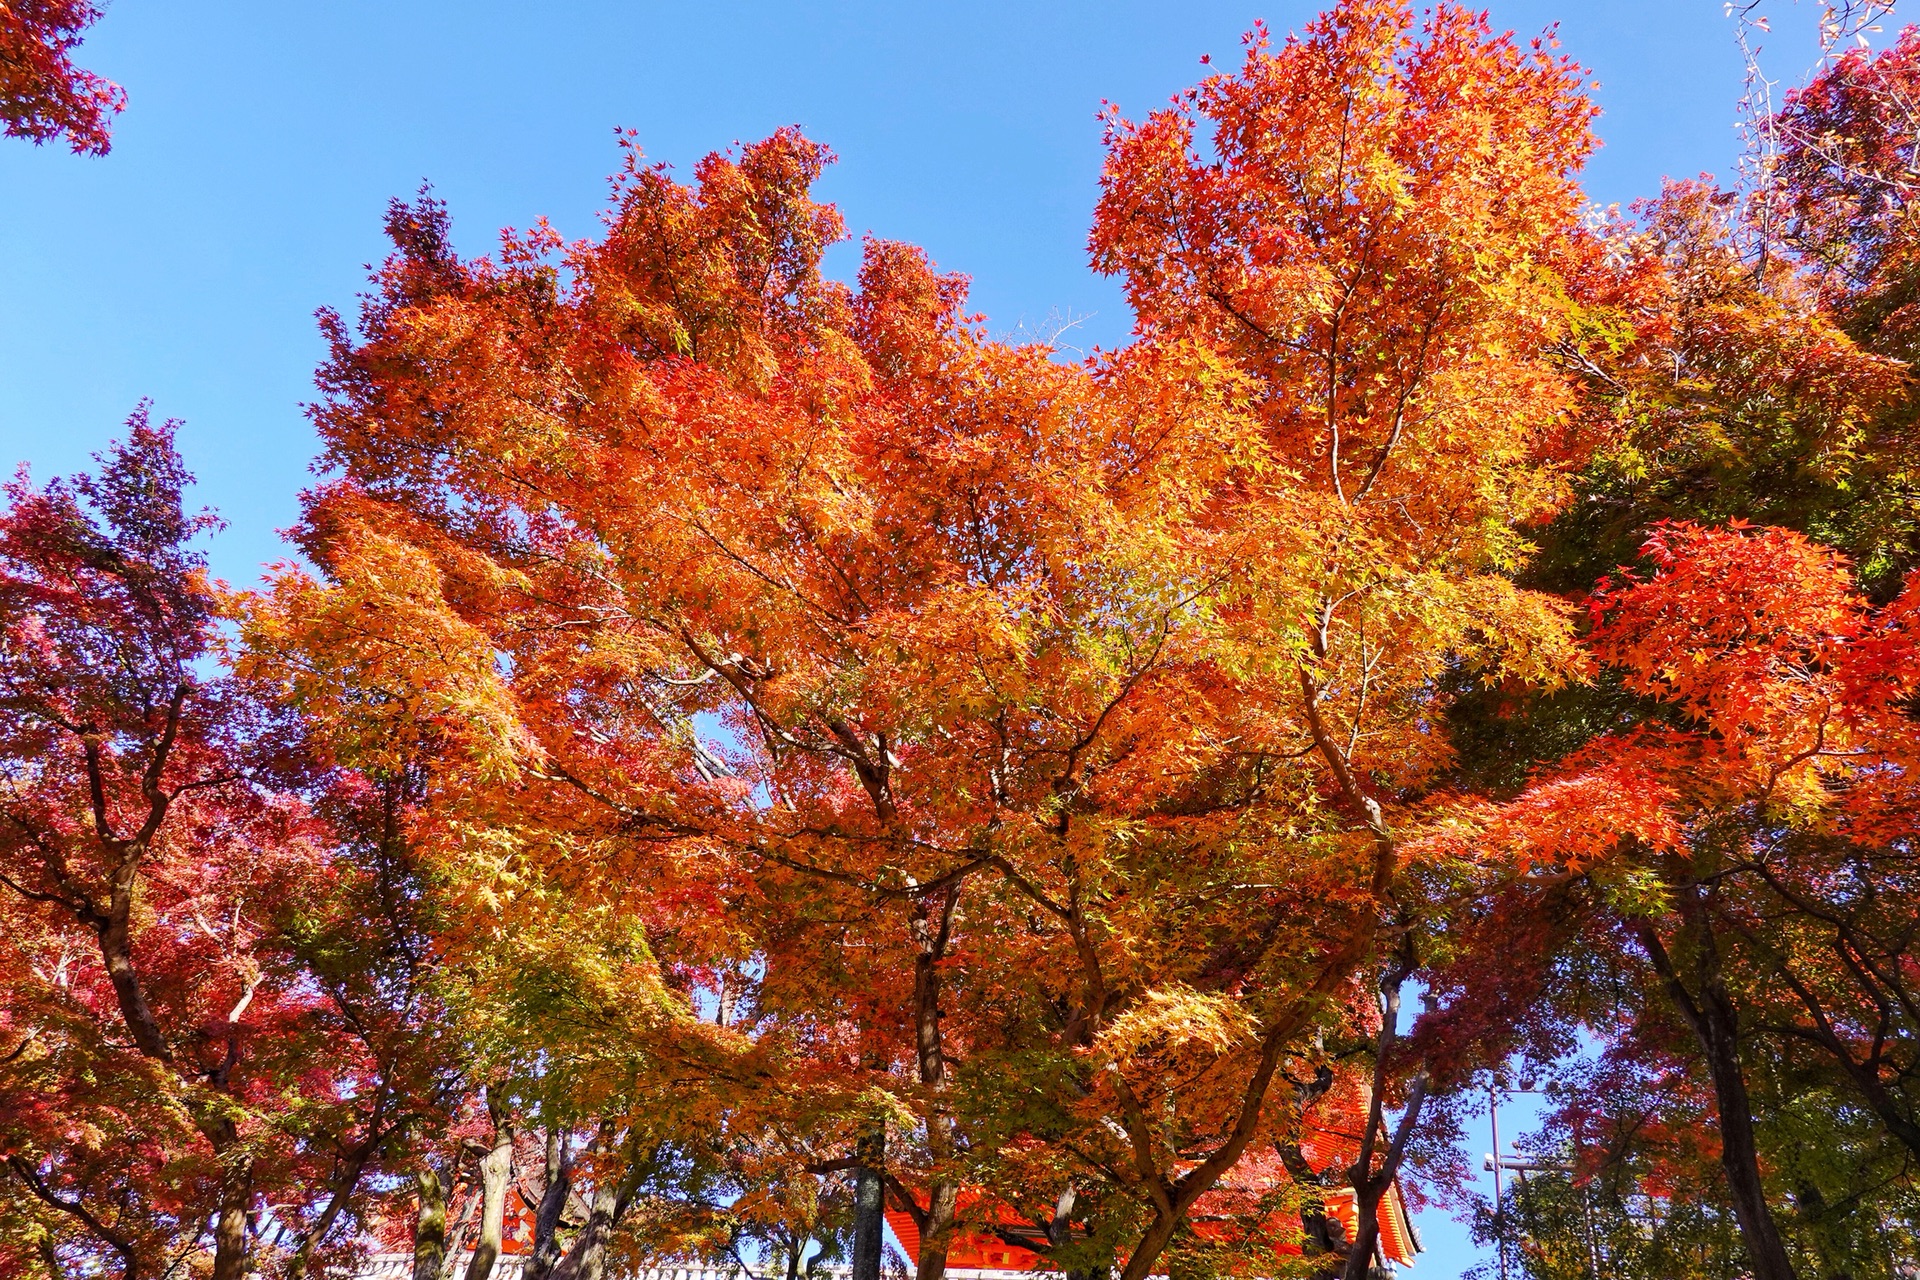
(0, 1), (1864, 1273)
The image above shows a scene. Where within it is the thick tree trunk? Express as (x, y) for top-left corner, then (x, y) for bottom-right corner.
(1635, 915), (1798, 1280)
(1340, 1210), (1379, 1280)
(851, 1124), (887, 1280)
(551, 1131), (651, 1280)
(555, 1176), (624, 1280)
(524, 1129), (574, 1280)
(464, 1111), (516, 1280)
(207, 1134), (253, 1280)
(100, 893), (172, 1062)
(1697, 980), (1799, 1280)
(412, 1166), (450, 1280)
(916, 1182), (960, 1280)
(1116, 1204), (1185, 1280)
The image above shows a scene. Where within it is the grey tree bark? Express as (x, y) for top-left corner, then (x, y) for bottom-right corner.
(464, 1109), (516, 1280)
(550, 1128), (653, 1280)
(524, 1129), (575, 1280)
(851, 1124), (887, 1280)
(411, 1165), (450, 1280)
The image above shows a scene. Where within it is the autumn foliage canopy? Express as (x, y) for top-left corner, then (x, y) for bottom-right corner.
(7, 3), (1920, 1280)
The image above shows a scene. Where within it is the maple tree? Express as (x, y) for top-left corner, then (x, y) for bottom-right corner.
(265, 8), (1619, 1280)
(1415, 26), (1920, 1280)
(1426, 520), (1920, 1280)
(0, 412), (283, 1278)
(0, 0), (123, 155)
(0, 415), (462, 1279)
(1085, 4), (1610, 1273)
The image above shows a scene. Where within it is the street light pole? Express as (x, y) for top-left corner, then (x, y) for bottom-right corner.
(1574, 1111), (1598, 1280)
(1490, 1087), (1507, 1280)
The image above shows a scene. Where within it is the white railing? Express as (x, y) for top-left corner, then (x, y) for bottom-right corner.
(355, 1260), (768, 1280)
(354, 1260), (1051, 1280)
(356, 1262), (765, 1280)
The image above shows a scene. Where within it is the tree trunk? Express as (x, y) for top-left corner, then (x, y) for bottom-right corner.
(412, 1166), (450, 1280)
(1116, 1203), (1185, 1280)
(99, 880), (173, 1064)
(1696, 979), (1799, 1280)
(1635, 914), (1798, 1280)
(851, 1124), (887, 1280)
(524, 1129), (574, 1280)
(1339, 949), (1426, 1280)
(464, 1110), (515, 1280)
(551, 1131), (651, 1280)
(208, 1140), (253, 1280)
(916, 1182), (960, 1280)
(286, 1129), (387, 1280)
(1339, 1208), (1379, 1280)
(554, 1175), (624, 1280)
(912, 886), (961, 1280)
